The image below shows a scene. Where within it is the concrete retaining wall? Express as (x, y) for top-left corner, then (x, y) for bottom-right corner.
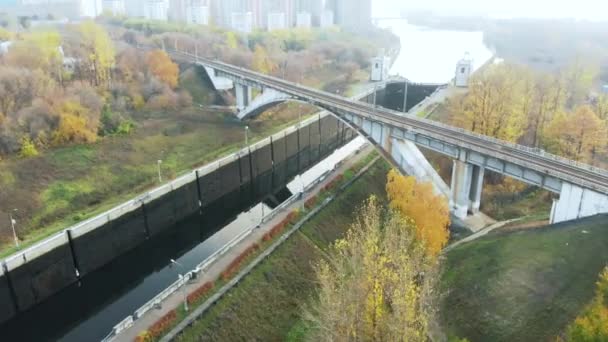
(0, 112), (354, 325)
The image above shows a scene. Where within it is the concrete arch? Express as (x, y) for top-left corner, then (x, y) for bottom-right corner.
(240, 97), (430, 184)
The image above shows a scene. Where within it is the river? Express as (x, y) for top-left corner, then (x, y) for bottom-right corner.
(377, 19), (493, 83)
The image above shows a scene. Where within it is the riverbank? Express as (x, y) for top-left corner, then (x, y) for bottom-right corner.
(113, 145), (382, 341)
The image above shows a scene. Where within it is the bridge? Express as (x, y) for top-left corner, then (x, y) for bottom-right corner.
(176, 50), (608, 223)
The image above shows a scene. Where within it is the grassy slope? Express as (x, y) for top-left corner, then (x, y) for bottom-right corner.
(0, 66), (311, 257)
(176, 161), (391, 341)
(441, 214), (608, 342)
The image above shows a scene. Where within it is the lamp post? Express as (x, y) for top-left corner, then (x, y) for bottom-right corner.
(170, 259), (189, 312)
(157, 160), (163, 183)
(8, 209), (18, 248)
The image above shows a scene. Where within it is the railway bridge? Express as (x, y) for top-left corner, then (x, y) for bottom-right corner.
(185, 51), (608, 223)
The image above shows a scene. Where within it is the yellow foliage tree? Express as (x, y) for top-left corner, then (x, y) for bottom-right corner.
(566, 267), (608, 341)
(146, 49), (179, 89)
(225, 32), (238, 49)
(386, 170), (450, 257)
(449, 63), (527, 143)
(5, 30), (62, 76)
(52, 101), (98, 144)
(78, 21), (115, 86)
(305, 197), (435, 341)
(543, 106), (607, 162)
(251, 44), (277, 74)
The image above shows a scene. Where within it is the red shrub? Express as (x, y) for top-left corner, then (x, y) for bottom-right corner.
(220, 243), (259, 281)
(305, 196), (318, 209)
(186, 281), (215, 305)
(322, 174), (344, 192)
(148, 310), (177, 339)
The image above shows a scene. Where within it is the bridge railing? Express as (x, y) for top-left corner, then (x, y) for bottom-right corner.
(171, 48), (608, 181)
(416, 116), (608, 177)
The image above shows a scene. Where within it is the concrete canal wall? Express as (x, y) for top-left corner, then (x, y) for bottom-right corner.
(0, 113), (354, 325)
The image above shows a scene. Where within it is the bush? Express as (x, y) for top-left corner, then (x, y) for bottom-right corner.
(304, 196), (318, 209)
(147, 310), (177, 339)
(186, 281), (214, 306)
(220, 243), (259, 281)
(19, 136), (39, 158)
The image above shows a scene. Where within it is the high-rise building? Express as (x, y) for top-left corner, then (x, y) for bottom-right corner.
(320, 9), (333, 27)
(103, 0), (125, 16)
(17, 0), (102, 18)
(334, 0), (371, 30)
(231, 11), (253, 33)
(125, 0), (145, 17)
(144, 0), (169, 20)
(295, 0), (323, 26)
(185, 0), (209, 25)
(267, 12), (286, 31)
(296, 11), (311, 28)
(259, 0), (294, 29)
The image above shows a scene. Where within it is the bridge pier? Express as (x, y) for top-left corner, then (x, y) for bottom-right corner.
(451, 160), (484, 220)
(236, 84), (252, 111)
(550, 183), (608, 224)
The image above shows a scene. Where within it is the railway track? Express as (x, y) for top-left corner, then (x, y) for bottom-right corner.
(171, 50), (608, 194)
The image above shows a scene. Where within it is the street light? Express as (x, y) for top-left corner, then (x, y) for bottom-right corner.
(245, 126), (249, 146)
(170, 259), (189, 312)
(157, 160), (163, 183)
(8, 209), (18, 248)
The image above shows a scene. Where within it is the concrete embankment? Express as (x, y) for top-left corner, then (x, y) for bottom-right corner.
(0, 113), (354, 325)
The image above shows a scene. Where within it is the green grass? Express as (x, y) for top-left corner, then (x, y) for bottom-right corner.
(176, 161), (391, 341)
(0, 105), (305, 257)
(440, 214), (608, 342)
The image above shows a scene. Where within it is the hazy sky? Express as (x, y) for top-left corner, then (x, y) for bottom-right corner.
(373, 0), (608, 21)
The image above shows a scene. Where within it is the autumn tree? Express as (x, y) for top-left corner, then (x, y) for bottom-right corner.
(251, 44), (277, 74)
(386, 170), (450, 257)
(595, 94), (608, 120)
(4, 31), (63, 80)
(305, 197), (436, 341)
(542, 106), (607, 162)
(566, 266), (608, 341)
(77, 21), (115, 86)
(449, 63), (527, 143)
(145, 49), (179, 88)
(52, 101), (98, 144)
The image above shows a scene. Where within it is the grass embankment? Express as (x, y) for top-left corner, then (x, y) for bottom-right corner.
(174, 160), (391, 341)
(441, 214), (608, 342)
(0, 67), (315, 257)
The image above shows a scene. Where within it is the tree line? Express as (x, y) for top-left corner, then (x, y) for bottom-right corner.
(448, 62), (608, 165)
(0, 22), (188, 158)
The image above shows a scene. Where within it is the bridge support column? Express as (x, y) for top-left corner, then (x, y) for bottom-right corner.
(451, 160), (484, 219)
(236, 84), (252, 111)
(550, 183), (608, 224)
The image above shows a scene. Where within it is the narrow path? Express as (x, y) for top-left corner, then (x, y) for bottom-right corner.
(443, 218), (521, 253)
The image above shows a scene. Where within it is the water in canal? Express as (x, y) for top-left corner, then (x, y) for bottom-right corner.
(0, 136), (366, 342)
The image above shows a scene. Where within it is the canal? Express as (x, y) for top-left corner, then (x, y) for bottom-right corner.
(0, 135), (366, 342)
(0, 18), (494, 342)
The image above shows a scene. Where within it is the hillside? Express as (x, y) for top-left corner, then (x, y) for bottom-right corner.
(440, 214), (608, 341)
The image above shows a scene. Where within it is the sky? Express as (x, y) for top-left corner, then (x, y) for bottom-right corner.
(373, 0), (608, 21)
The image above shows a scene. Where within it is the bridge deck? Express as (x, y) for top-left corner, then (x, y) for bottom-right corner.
(174, 51), (608, 195)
